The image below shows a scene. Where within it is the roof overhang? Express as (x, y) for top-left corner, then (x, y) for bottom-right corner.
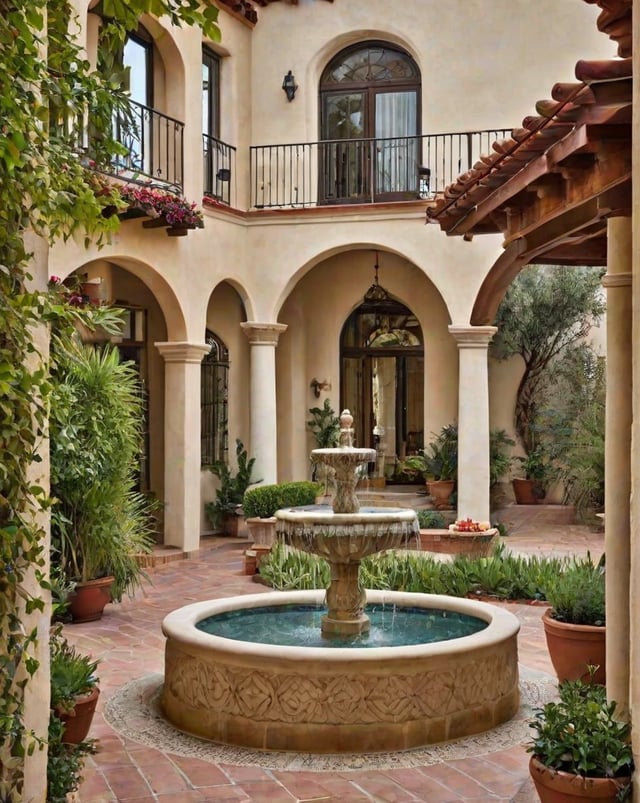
(426, 0), (632, 270)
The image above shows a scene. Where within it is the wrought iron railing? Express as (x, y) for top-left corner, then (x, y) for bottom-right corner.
(110, 99), (184, 191)
(203, 134), (236, 207)
(249, 129), (511, 209)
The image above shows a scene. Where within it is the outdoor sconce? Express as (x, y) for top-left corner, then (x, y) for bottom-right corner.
(282, 70), (298, 102)
(310, 378), (331, 398)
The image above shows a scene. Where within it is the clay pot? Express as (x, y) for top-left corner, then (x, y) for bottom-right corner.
(529, 755), (631, 802)
(426, 479), (455, 510)
(542, 609), (606, 685)
(512, 477), (538, 504)
(58, 686), (100, 744)
(68, 577), (114, 623)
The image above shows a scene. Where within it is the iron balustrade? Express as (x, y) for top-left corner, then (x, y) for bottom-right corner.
(203, 134), (236, 207)
(110, 99), (184, 191)
(250, 129), (511, 209)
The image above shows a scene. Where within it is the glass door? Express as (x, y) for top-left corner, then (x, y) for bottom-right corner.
(320, 92), (368, 203)
(375, 90), (418, 197)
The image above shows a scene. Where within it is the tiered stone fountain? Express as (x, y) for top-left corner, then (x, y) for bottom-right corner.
(162, 411), (520, 753)
(275, 410), (417, 637)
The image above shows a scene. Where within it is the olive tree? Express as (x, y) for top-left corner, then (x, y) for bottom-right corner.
(491, 265), (605, 456)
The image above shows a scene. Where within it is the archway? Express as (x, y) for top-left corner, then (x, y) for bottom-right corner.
(340, 257), (423, 479)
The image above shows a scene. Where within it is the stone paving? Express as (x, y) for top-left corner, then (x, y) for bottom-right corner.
(64, 507), (605, 802)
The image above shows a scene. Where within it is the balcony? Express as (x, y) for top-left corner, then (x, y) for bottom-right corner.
(109, 99), (185, 191)
(249, 129), (511, 210)
(203, 134), (236, 208)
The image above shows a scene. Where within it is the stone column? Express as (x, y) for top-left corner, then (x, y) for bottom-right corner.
(449, 326), (497, 523)
(155, 341), (210, 552)
(241, 322), (288, 485)
(604, 218), (632, 717)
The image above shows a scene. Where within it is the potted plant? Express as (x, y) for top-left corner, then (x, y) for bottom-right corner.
(512, 447), (549, 504)
(50, 340), (156, 622)
(542, 555), (606, 685)
(307, 399), (340, 498)
(50, 628), (100, 744)
(243, 481), (318, 547)
(403, 424), (458, 509)
(527, 671), (633, 802)
(205, 439), (259, 536)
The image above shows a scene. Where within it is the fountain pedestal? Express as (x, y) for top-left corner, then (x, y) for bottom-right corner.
(275, 505), (418, 637)
(278, 409), (419, 637)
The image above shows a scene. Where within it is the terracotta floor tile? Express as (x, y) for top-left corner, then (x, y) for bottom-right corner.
(69, 518), (600, 803)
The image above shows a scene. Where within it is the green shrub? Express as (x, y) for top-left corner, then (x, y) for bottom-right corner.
(416, 509), (446, 529)
(206, 439), (259, 528)
(542, 555), (605, 625)
(259, 541), (573, 603)
(47, 715), (95, 803)
(528, 671), (632, 785)
(243, 481), (318, 519)
(50, 628), (99, 714)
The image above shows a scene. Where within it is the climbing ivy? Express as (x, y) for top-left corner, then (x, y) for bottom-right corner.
(0, 2), (219, 798)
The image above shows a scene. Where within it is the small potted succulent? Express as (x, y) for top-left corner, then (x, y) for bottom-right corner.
(50, 628), (100, 744)
(528, 670), (633, 802)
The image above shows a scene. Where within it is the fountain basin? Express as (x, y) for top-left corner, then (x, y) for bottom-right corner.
(162, 590), (520, 753)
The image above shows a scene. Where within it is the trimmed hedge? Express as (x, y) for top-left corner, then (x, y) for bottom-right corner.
(243, 481), (319, 519)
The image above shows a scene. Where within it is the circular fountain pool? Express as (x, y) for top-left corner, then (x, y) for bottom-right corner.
(162, 589), (520, 753)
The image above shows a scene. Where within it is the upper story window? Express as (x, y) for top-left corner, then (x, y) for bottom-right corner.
(124, 27), (153, 108)
(202, 47), (220, 140)
(319, 42), (421, 203)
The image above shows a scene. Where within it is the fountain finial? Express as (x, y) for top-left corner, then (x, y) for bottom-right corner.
(339, 409), (354, 448)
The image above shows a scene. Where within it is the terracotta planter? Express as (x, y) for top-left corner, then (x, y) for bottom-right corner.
(512, 477), (538, 504)
(542, 609), (606, 685)
(529, 755), (631, 802)
(57, 686), (100, 744)
(417, 528), (497, 557)
(245, 517), (277, 547)
(426, 479), (455, 510)
(222, 513), (246, 537)
(68, 577), (114, 623)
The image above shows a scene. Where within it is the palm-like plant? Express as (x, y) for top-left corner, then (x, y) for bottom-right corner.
(50, 340), (156, 601)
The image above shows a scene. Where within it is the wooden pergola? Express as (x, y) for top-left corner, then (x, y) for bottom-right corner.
(427, 0), (632, 324)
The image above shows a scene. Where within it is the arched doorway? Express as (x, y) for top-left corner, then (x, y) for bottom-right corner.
(340, 262), (424, 480)
(319, 41), (421, 204)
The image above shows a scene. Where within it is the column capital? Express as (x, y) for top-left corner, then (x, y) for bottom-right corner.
(448, 325), (497, 348)
(155, 341), (210, 363)
(602, 272), (632, 289)
(241, 322), (288, 346)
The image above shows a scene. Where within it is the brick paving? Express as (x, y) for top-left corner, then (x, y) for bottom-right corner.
(63, 507), (604, 802)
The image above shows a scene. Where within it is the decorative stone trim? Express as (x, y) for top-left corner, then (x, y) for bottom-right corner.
(240, 322), (287, 346)
(155, 342), (210, 363)
(448, 325), (498, 348)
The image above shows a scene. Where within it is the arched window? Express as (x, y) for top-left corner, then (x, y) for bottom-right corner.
(341, 265), (424, 469)
(320, 42), (421, 203)
(201, 330), (229, 466)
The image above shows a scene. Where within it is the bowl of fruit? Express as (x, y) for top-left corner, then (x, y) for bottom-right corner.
(449, 518), (494, 533)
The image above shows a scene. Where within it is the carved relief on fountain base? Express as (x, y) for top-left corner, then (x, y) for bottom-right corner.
(162, 589), (520, 753)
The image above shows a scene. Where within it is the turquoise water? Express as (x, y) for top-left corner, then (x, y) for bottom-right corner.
(195, 604), (487, 648)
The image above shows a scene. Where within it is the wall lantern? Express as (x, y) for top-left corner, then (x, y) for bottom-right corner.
(282, 70), (298, 102)
(310, 378), (331, 398)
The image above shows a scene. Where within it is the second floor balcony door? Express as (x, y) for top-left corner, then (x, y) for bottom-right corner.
(320, 42), (421, 204)
(121, 29), (153, 178)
